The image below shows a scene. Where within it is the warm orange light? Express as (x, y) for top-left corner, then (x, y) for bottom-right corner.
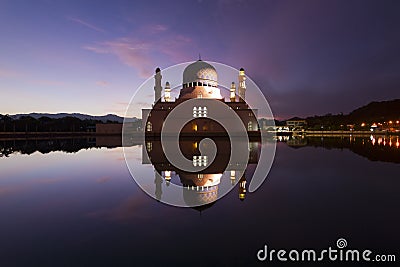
(361, 123), (366, 127)
(396, 138), (399, 148)
(389, 121), (393, 124)
(397, 121), (400, 124)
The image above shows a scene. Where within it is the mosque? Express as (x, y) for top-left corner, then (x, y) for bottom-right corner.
(142, 59), (260, 136)
(140, 60), (261, 205)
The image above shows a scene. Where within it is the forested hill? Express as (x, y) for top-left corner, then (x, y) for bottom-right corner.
(348, 99), (400, 123)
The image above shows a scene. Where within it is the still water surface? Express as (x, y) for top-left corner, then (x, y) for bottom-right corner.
(0, 136), (399, 266)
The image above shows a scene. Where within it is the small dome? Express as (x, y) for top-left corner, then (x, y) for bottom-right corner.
(183, 60), (217, 87)
(240, 67), (244, 71)
(155, 67), (161, 73)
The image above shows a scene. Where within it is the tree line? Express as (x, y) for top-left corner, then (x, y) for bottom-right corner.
(0, 114), (119, 132)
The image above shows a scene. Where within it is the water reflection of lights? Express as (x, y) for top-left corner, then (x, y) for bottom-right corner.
(378, 137), (382, 145)
(370, 135), (376, 146)
(370, 135), (399, 148)
(275, 136), (290, 142)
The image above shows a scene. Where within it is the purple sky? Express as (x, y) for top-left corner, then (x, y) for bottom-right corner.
(1, 0), (399, 119)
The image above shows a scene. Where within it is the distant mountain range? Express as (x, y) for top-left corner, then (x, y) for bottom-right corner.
(9, 113), (138, 123)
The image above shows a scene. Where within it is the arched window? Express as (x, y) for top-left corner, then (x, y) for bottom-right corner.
(146, 121), (152, 132)
(146, 142), (152, 152)
(197, 92), (203, 98)
(248, 121), (253, 131)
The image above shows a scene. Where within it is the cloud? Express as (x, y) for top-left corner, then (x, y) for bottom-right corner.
(84, 38), (154, 77)
(30, 79), (65, 86)
(83, 27), (194, 78)
(67, 16), (106, 33)
(143, 24), (168, 34)
(96, 176), (111, 183)
(0, 68), (21, 78)
(96, 80), (109, 87)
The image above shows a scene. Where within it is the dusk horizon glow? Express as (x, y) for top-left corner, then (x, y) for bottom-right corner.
(1, 0), (399, 119)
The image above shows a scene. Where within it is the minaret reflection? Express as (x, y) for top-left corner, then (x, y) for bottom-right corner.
(154, 170), (163, 202)
(238, 174), (247, 201)
(143, 138), (259, 206)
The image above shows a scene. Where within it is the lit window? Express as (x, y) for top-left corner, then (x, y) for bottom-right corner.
(193, 106), (207, 117)
(248, 121), (253, 131)
(193, 155), (208, 166)
(146, 121), (152, 131)
(146, 142), (152, 152)
(197, 92), (203, 98)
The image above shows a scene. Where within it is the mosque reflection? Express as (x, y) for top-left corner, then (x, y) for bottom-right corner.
(142, 138), (260, 204)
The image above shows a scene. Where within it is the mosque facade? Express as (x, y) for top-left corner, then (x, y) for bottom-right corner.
(142, 60), (260, 136)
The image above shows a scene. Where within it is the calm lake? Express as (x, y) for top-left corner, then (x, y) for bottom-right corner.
(0, 135), (399, 266)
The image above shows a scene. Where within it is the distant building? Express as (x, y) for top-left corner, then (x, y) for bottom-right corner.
(86, 125), (96, 133)
(96, 123), (122, 134)
(286, 117), (307, 131)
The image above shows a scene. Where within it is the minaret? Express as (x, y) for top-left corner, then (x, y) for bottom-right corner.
(164, 170), (171, 186)
(154, 67), (162, 103)
(230, 170), (236, 185)
(164, 82), (171, 102)
(238, 68), (246, 102)
(230, 82), (236, 102)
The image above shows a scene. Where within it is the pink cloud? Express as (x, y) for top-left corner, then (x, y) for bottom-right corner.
(84, 38), (154, 77)
(0, 68), (21, 78)
(96, 176), (111, 183)
(96, 80), (109, 87)
(83, 27), (194, 78)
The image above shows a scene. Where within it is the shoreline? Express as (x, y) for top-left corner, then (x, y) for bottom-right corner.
(0, 130), (398, 140)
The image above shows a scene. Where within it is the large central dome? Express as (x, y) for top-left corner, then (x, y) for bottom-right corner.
(182, 60), (218, 88)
